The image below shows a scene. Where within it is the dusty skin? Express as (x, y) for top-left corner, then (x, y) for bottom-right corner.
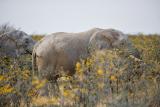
(32, 28), (128, 81)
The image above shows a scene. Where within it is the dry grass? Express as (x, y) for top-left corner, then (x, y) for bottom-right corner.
(0, 35), (160, 107)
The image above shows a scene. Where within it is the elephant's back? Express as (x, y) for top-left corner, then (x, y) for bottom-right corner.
(35, 33), (75, 56)
(35, 28), (99, 57)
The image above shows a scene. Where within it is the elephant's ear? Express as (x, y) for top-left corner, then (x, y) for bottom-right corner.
(88, 30), (111, 51)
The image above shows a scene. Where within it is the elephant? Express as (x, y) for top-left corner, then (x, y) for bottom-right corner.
(0, 24), (35, 57)
(32, 28), (133, 82)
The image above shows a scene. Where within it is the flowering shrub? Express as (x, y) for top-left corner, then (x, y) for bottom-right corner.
(0, 35), (159, 107)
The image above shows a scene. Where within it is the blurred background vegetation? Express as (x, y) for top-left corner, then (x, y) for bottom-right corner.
(0, 34), (160, 107)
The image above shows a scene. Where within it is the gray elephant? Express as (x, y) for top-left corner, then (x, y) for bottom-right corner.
(32, 28), (137, 82)
(0, 24), (35, 57)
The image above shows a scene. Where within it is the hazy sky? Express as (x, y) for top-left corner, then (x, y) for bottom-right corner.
(0, 0), (160, 34)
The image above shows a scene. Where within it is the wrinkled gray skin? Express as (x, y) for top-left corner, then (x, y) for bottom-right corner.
(0, 26), (35, 57)
(32, 28), (135, 82)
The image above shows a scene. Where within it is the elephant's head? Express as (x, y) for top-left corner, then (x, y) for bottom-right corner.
(21, 36), (36, 54)
(89, 29), (128, 51)
(0, 24), (36, 57)
(14, 31), (36, 56)
(88, 29), (140, 58)
(4, 30), (35, 57)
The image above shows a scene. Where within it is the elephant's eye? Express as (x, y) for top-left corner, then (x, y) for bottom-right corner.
(25, 39), (29, 44)
(121, 40), (126, 46)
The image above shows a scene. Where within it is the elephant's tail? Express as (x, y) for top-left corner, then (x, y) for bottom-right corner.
(32, 47), (38, 75)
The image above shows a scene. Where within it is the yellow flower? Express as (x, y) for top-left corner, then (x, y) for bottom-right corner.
(0, 75), (4, 81)
(35, 79), (47, 89)
(86, 58), (93, 67)
(23, 73), (29, 80)
(48, 97), (59, 105)
(63, 90), (70, 97)
(28, 89), (38, 97)
(0, 84), (14, 94)
(86, 60), (91, 67)
(32, 79), (39, 85)
(76, 62), (81, 71)
(110, 75), (117, 81)
(97, 69), (104, 76)
(76, 62), (81, 68)
(32, 76), (40, 85)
